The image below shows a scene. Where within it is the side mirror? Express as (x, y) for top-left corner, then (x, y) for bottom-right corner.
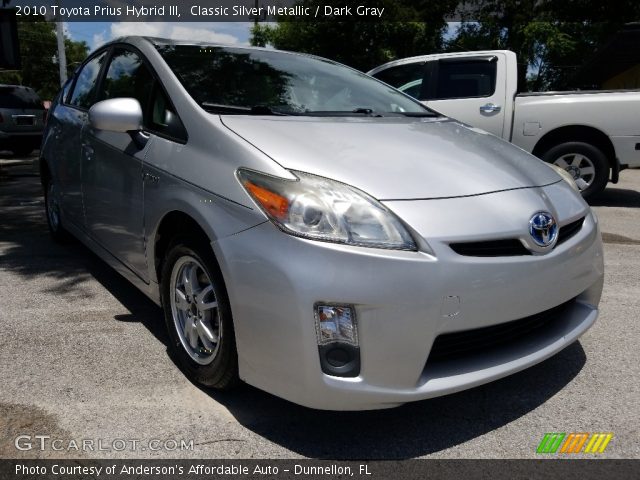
(89, 98), (142, 133)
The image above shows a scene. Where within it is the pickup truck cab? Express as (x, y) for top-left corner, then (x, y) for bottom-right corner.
(369, 50), (640, 198)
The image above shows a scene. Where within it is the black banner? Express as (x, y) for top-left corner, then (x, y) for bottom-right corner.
(7, 0), (635, 22)
(1, 459), (639, 480)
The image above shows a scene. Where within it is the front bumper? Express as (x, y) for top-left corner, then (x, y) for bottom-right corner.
(213, 183), (604, 410)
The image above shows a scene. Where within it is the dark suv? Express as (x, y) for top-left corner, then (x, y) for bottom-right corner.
(0, 84), (45, 156)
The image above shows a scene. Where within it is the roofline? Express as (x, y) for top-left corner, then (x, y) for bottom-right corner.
(367, 50), (514, 75)
(98, 35), (323, 58)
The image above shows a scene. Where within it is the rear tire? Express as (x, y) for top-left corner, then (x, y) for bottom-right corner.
(44, 175), (69, 243)
(160, 237), (239, 390)
(542, 142), (609, 199)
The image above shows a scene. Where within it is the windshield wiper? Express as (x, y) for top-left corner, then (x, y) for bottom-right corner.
(398, 110), (442, 117)
(299, 108), (441, 118)
(352, 107), (380, 115)
(300, 108), (385, 117)
(200, 103), (290, 116)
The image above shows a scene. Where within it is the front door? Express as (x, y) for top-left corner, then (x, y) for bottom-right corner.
(82, 48), (153, 280)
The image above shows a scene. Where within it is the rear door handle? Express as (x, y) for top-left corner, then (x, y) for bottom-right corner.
(480, 103), (502, 113)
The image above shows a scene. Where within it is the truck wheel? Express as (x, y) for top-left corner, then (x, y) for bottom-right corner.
(44, 176), (69, 242)
(542, 142), (608, 199)
(161, 237), (239, 390)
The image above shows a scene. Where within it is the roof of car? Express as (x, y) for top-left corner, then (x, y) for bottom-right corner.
(103, 35), (300, 56)
(106, 35), (256, 50)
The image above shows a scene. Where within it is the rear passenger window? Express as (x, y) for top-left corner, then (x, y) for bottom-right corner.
(68, 51), (107, 109)
(429, 59), (497, 100)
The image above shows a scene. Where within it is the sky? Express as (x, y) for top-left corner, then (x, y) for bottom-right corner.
(66, 22), (254, 51)
(66, 22), (459, 52)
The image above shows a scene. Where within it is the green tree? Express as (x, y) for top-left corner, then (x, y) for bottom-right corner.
(251, 0), (458, 71)
(0, 19), (88, 99)
(447, 0), (640, 90)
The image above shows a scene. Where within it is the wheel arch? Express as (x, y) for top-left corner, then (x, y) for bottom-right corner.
(151, 210), (214, 288)
(532, 125), (616, 169)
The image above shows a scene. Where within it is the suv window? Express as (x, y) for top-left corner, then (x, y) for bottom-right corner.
(0, 86), (43, 110)
(429, 59), (497, 100)
(68, 51), (108, 109)
(101, 49), (153, 110)
(371, 62), (426, 98)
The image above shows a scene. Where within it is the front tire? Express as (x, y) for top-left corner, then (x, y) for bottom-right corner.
(542, 142), (609, 199)
(161, 238), (238, 389)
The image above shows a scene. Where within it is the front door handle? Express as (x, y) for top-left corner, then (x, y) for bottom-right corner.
(480, 103), (502, 113)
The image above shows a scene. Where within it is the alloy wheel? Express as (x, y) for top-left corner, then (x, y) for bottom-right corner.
(169, 256), (222, 365)
(553, 153), (596, 189)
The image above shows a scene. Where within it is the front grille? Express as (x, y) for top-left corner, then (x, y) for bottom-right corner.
(449, 216), (585, 257)
(557, 217), (585, 246)
(427, 299), (575, 362)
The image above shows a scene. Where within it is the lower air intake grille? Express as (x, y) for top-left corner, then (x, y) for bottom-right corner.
(428, 299), (575, 362)
(449, 239), (530, 257)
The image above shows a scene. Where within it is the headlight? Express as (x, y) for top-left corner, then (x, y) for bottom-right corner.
(548, 163), (580, 192)
(237, 168), (417, 250)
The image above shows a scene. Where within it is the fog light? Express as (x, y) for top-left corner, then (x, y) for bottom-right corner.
(314, 304), (358, 346)
(315, 304), (360, 378)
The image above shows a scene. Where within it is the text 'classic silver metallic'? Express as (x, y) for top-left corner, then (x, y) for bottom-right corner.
(40, 37), (604, 410)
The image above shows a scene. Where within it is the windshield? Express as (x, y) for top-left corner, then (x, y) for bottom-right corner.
(155, 45), (434, 116)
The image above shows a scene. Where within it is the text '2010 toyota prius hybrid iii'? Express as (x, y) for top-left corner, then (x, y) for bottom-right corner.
(41, 37), (603, 410)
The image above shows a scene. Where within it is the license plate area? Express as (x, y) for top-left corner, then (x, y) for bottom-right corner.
(13, 115), (35, 126)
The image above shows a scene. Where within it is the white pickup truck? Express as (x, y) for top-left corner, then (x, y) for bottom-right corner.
(368, 50), (640, 198)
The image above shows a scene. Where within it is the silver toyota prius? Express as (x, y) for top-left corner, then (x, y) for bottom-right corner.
(41, 37), (604, 410)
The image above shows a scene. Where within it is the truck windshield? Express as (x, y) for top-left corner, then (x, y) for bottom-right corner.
(155, 44), (436, 116)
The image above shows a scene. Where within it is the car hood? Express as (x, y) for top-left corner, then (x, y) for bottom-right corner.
(220, 116), (559, 200)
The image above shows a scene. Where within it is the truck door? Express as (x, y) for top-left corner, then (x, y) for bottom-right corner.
(422, 55), (507, 138)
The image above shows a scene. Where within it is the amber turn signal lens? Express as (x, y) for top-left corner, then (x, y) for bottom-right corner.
(243, 181), (290, 221)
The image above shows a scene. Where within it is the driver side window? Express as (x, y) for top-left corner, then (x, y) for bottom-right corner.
(68, 51), (108, 109)
(101, 49), (153, 111)
(100, 48), (187, 143)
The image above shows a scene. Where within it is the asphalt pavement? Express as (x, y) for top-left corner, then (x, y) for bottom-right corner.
(1, 152), (638, 459)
